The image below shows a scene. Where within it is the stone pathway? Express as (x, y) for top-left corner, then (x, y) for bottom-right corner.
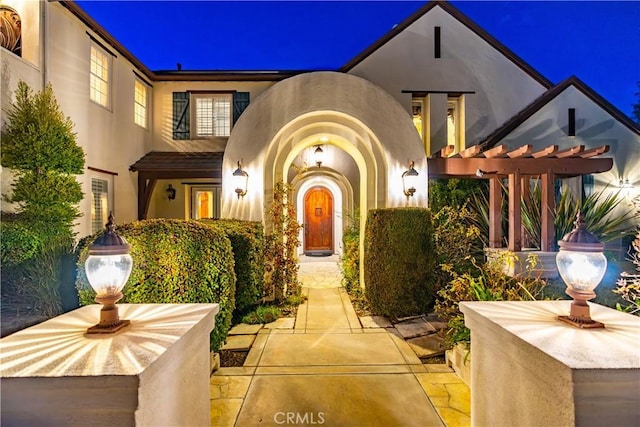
(211, 258), (471, 426)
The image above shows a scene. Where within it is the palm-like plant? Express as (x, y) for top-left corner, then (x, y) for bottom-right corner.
(472, 180), (639, 250)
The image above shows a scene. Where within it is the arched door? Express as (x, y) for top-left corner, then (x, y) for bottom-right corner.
(304, 187), (333, 255)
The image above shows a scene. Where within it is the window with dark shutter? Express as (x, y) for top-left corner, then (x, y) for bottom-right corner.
(232, 92), (250, 124)
(173, 92), (190, 140)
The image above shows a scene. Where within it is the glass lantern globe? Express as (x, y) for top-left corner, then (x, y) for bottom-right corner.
(85, 213), (133, 334)
(232, 161), (248, 199)
(555, 211), (607, 328)
(314, 145), (324, 167)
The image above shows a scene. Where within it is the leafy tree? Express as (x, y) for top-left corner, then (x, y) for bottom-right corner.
(633, 81), (640, 125)
(1, 81), (85, 233)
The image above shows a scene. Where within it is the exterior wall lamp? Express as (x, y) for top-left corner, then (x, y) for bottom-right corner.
(166, 184), (176, 201)
(556, 211), (607, 329)
(314, 145), (324, 167)
(84, 213), (133, 334)
(402, 161), (419, 197)
(233, 161), (248, 199)
(619, 178), (633, 189)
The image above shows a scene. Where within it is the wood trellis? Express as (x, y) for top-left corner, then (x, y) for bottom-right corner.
(428, 143), (613, 252)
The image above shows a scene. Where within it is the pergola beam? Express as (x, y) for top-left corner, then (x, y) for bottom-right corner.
(428, 156), (613, 178)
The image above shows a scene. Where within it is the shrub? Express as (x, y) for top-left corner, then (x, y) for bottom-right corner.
(264, 182), (302, 302)
(0, 217), (43, 267)
(364, 208), (437, 319)
(76, 219), (236, 351)
(340, 208), (360, 295)
(241, 305), (281, 324)
(614, 230), (640, 316)
(201, 219), (265, 317)
(428, 178), (488, 213)
(435, 252), (547, 348)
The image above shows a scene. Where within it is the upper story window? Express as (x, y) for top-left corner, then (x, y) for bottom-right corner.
(0, 6), (21, 57)
(192, 94), (231, 138)
(90, 44), (111, 107)
(412, 94), (465, 156)
(134, 79), (147, 128)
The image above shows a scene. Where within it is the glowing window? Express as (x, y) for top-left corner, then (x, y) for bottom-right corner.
(90, 45), (110, 107)
(91, 179), (109, 233)
(193, 94), (231, 138)
(190, 186), (221, 219)
(134, 79), (147, 128)
(447, 96), (465, 153)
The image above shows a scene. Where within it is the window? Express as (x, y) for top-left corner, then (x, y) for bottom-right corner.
(134, 79), (147, 128)
(190, 185), (221, 219)
(91, 179), (109, 233)
(192, 94), (231, 138)
(412, 94), (465, 156)
(90, 45), (110, 107)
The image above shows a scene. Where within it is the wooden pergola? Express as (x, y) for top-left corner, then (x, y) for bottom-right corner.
(428, 143), (613, 252)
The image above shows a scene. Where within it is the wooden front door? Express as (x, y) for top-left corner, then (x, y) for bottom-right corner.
(304, 187), (333, 254)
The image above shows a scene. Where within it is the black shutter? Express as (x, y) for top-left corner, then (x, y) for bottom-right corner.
(172, 92), (190, 140)
(232, 92), (250, 125)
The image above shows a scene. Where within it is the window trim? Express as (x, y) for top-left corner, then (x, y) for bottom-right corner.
(190, 92), (233, 140)
(189, 185), (221, 219)
(89, 43), (112, 109)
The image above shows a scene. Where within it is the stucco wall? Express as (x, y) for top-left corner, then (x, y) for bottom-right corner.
(220, 71), (428, 223)
(43, 2), (152, 237)
(348, 5), (548, 149)
(150, 80), (275, 153)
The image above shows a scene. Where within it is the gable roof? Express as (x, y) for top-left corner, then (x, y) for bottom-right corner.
(340, 1), (553, 89)
(480, 76), (640, 149)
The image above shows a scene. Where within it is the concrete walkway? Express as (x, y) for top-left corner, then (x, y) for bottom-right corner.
(211, 259), (470, 426)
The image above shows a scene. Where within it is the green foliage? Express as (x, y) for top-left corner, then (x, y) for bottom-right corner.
(76, 219), (236, 352)
(432, 205), (483, 294)
(241, 305), (281, 324)
(435, 253), (547, 348)
(264, 182), (302, 302)
(340, 208), (360, 295)
(201, 219), (265, 317)
(364, 208), (437, 318)
(428, 178), (488, 212)
(0, 216), (43, 266)
(1, 81), (85, 231)
(614, 230), (640, 316)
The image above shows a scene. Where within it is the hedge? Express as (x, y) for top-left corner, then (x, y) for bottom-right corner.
(76, 219), (236, 352)
(200, 219), (265, 316)
(364, 208), (437, 318)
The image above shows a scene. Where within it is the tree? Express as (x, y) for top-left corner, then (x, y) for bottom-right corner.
(1, 81), (85, 233)
(633, 81), (640, 125)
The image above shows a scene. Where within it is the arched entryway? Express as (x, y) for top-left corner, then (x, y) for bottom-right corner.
(304, 186), (333, 255)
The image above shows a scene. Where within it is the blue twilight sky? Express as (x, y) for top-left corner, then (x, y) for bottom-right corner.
(75, 1), (640, 118)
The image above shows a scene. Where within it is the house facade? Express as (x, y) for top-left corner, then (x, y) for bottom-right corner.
(2, 1), (639, 262)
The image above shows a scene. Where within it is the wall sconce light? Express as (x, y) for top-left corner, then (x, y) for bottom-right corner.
(85, 213), (133, 335)
(314, 145), (324, 168)
(233, 161), (248, 199)
(555, 211), (607, 329)
(166, 184), (176, 201)
(402, 161), (419, 198)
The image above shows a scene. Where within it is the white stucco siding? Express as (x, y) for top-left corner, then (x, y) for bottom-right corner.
(151, 80), (275, 153)
(348, 6), (548, 147)
(221, 71), (427, 222)
(44, 3), (152, 237)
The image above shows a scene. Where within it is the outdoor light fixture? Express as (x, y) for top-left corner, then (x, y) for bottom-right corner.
(85, 213), (133, 334)
(314, 145), (324, 168)
(402, 161), (419, 198)
(619, 178), (633, 189)
(555, 211), (607, 329)
(232, 161), (248, 199)
(166, 184), (176, 201)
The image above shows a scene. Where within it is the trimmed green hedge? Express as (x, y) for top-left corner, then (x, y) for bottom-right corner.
(200, 219), (265, 317)
(364, 208), (436, 318)
(76, 219), (236, 351)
